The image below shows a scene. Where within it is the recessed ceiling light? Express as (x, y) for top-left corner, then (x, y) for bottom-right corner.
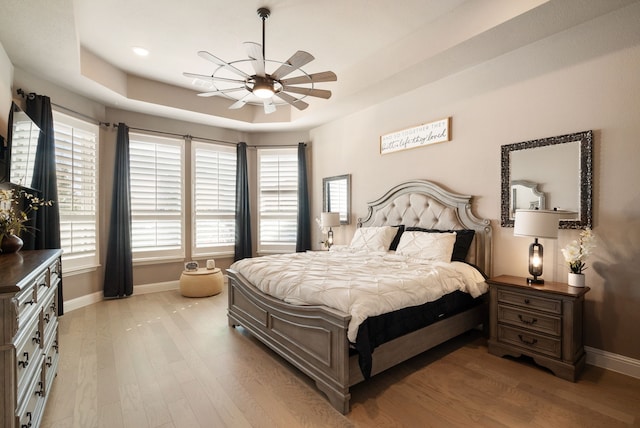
(132, 47), (149, 56)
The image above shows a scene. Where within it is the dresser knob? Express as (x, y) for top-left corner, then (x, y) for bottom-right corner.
(35, 381), (44, 397)
(523, 298), (531, 304)
(518, 334), (538, 346)
(18, 352), (29, 368)
(518, 314), (537, 325)
(21, 411), (32, 428)
(32, 331), (41, 345)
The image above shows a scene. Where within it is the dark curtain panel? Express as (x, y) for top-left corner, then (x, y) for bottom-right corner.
(103, 123), (133, 298)
(25, 94), (63, 315)
(296, 142), (311, 252)
(234, 142), (252, 261)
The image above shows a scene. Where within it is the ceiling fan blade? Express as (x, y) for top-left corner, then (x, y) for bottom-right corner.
(271, 51), (315, 80)
(279, 71), (337, 86)
(197, 87), (246, 97)
(183, 72), (246, 85)
(281, 86), (332, 99)
(229, 94), (251, 110)
(198, 50), (250, 79)
(263, 99), (276, 114)
(243, 42), (265, 77)
(275, 91), (309, 111)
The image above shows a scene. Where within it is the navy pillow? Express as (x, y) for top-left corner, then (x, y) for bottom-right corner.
(404, 227), (475, 262)
(389, 225), (405, 251)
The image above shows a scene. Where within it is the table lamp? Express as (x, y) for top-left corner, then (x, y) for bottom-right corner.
(320, 212), (341, 248)
(514, 209), (560, 284)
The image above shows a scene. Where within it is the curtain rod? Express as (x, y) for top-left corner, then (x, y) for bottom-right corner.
(16, 88), (303, 148)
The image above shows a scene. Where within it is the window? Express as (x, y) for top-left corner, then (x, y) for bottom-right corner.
(53, 111), (99, 272)
(258, 148), (298, 253)
(191, 141), (236, 256)
(129, 133), (184, 261)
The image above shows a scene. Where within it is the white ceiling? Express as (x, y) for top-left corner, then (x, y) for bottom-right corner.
(1, 0), (637, 132)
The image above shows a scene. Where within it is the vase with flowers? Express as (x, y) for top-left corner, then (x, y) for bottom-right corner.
(0, 187), (54, 253)
(561, 228), (596, 287)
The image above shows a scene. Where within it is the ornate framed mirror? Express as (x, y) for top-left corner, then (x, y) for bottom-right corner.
(322, 174), (351, 225)
(501, 130), (593, 229)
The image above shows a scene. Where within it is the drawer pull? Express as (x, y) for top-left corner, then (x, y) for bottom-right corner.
(39, 281), (47, 288)
(50, 302), (57, 312)
(518, 314), (538, 325)
(44, 313), (51, 323)
(523, 298), (531, 304)
(35, 381), (44, 397)
(25, 299), (35, 306)
(46, 356), (53, 367)
(518, 334), (538, 346)
(32, 331), (41, 345)
(18, 352), (29, 368)
(21, 411), (32, 428)
(53, 340), (59, 352)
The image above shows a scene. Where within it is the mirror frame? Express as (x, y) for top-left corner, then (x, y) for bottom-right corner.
(501, 130), (593, 229)
(322, 174), (351, 225)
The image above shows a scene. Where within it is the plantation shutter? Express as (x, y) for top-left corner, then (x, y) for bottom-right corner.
(258, 148), (298, 253)
(129, 133), (184, 260)
(192, 141), (236, 256)
(53, 111), (99, 271)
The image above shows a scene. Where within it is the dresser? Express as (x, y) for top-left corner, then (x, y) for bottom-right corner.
(487, 275), (589, 382)
(1, 249), (62, 428)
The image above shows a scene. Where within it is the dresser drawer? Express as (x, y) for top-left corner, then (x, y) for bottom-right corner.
(43, 325), (60, 394)
(497, 305), (561, 336)
(498, 289), (562, 315)
(15, 315), (42, 401)
(16, 365), (46, 428)
(497, 324), (562, 358)
(15, 282), (38, 326)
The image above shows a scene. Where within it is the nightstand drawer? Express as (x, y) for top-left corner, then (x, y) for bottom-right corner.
(497, 305), (561, 336)
(497, 324), (561, 359)
(498, 289), (562, 315)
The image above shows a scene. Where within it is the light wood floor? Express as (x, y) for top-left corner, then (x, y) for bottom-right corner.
(42, 285), (640, 428)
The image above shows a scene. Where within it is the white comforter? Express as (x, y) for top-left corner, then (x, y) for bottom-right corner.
(230, 249), (488, 342)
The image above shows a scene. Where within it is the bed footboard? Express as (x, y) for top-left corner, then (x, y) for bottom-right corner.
(227, 269), (353, 414)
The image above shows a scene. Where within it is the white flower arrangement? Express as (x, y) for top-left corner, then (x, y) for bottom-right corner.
(561, 228), (596, 274)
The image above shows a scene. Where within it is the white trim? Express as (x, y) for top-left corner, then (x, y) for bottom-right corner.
(586, 346), (640, 379)
(63, 280), (180, 312)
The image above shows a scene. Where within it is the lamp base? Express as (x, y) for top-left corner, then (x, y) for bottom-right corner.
(527, 277), (544, 285)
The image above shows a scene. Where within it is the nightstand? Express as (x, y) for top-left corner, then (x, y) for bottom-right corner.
(487, 275), (590, 381)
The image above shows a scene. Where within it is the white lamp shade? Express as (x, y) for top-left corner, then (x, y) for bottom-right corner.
(320, 212), (341, 228)
(514, 210), (560, 239)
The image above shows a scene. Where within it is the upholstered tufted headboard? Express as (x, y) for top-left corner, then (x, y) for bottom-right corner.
(357, 180), (492, 276)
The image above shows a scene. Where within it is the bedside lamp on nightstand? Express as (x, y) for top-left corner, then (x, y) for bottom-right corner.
(514, 209), (560, 284)
(321, 212), (341, 249)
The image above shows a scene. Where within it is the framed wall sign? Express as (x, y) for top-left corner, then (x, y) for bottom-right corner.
(380, 117), (451, 155)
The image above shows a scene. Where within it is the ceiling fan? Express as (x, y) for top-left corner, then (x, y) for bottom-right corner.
(183, 7), (337, 114)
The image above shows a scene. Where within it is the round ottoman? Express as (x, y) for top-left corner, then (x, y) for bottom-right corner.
(179, 267), (223, 297)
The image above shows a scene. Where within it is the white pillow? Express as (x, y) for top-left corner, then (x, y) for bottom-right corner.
(395, 231), (456, 262)
(349, 226), (397, 252)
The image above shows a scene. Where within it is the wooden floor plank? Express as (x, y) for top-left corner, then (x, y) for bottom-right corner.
(42, 287), (640, 427)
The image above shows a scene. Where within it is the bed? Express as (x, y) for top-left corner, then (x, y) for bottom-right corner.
(226, 179), (492, 414)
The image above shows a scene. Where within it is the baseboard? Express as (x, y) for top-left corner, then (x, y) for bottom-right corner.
(586, 346), (640, 379)
(63, 280), (180, 312)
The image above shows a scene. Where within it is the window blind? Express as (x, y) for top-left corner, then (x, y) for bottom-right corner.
(258, 148), (298, 253)
(129, 133), (184, 260)
(8, 119), (39, 186)
(53, 111), (99, 271)
(192, 141), (236, 256)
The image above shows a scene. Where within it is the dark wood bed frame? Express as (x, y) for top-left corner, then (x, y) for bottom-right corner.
(227, 179), (493, 414)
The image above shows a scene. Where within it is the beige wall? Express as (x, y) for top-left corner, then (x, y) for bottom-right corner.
(310, 6), (640, 359)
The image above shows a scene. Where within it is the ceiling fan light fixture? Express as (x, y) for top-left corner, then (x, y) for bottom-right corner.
(253, 77), (274, 99)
